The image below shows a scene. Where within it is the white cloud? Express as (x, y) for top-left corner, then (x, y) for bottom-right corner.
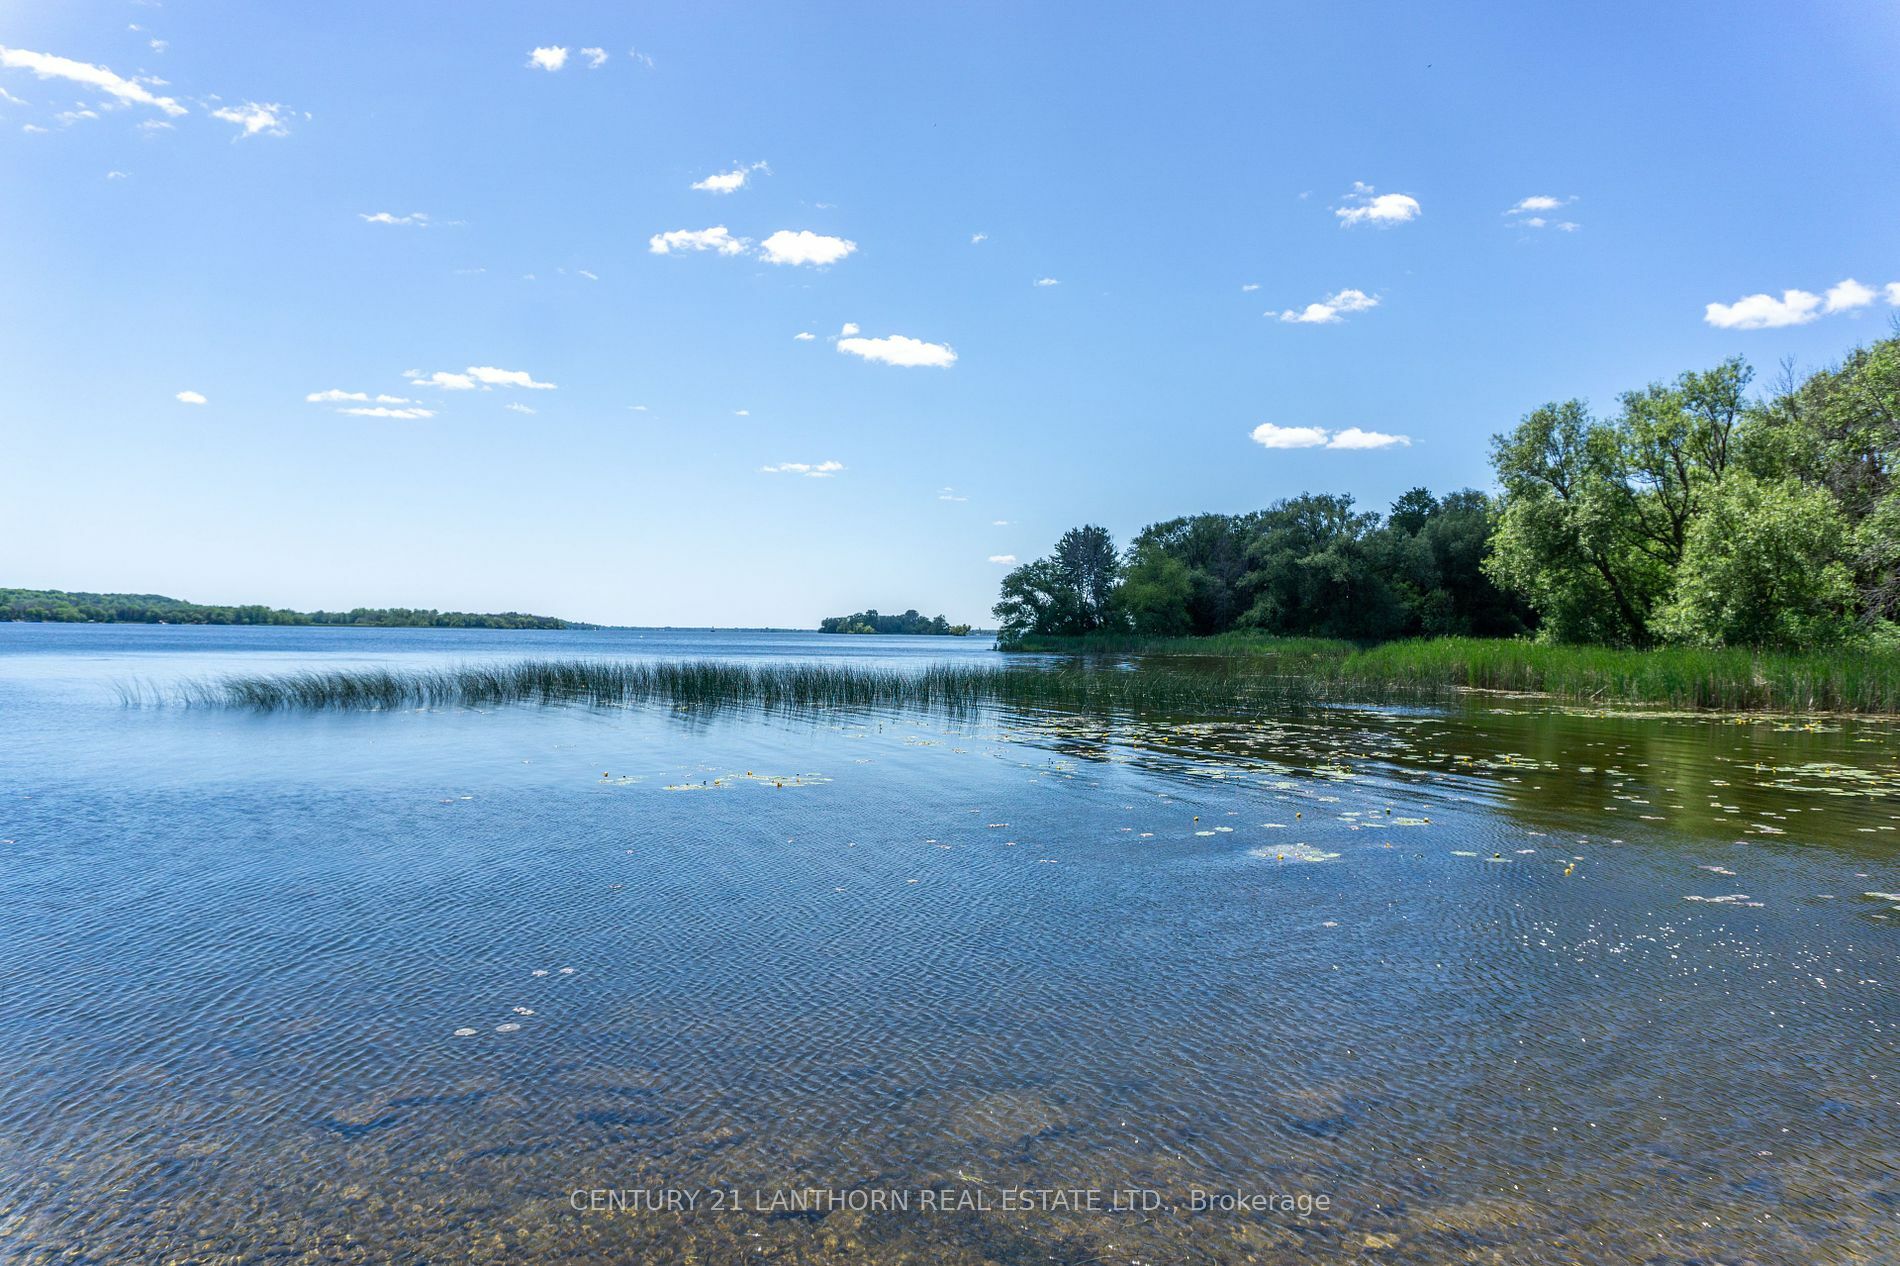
(627, 47), (656, 69)
(1325, 427), (1411, 450)
(1887, 283), (1900, 306)
(991, 519), (1010, 526)
(466, 365), (556, 389)
(576, 269), (598, 281)
(1505, 195), (1579, 230)
(837, 333), (957, 368)
(761, 460), (844, 477)
(361, 211), (429, 227)
(1249, 423), (1329, 449)
(106, 170), (128, 180)
(406, 370), (477, 390)
(793, 331), (816, 341)
(504, 402), (536, 415)
(839, 322), (860, 336)
(210, 101), (288, 137)
(988, 555), (1018, 565)
(629, 404), (649, 412)
(136, 119), (172, 134)
(21, 123), (47, 133)
(1241, 283), (1260, 292)
(0, 45), (186, 116)
(528, 46), (568, 72)
(1334, 182), (1420, 227)
(149, 39), (168, 54)
(0, 84), (27, 106)
(692, 161), (766, 194)
(1703, 289), (1823, 330)
(306, 389), (413, 404)
(938, 487), (968, 502)
(54, 108), (99, 126)
(1276, 287), (1379, 325)
(648, 226), (748, 255)
(1824, 278), (1877, 313)
(970, 232), (988, 244)
(581, 47), (607, 69)
(759, 229), (856, 266)
(174, 389), (206, 405)
(1034, 277), (1059, 287)
(339, 405), (433, 419)
(733, 409), (750, 417)
(1250, 422), (1411, 451)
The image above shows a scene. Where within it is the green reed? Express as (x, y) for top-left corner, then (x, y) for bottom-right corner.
(172, 657), (1337, 717)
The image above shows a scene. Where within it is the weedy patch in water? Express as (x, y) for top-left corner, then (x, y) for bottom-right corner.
(148, 658), (1400, 718)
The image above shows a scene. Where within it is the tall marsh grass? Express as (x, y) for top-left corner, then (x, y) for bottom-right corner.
(1327, 638), (1900, 713)
(1017, 632), (1900, 712)
(167, 657), (1330, 717)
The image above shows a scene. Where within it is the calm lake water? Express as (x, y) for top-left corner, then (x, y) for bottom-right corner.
(2, 624), (1894, 1264)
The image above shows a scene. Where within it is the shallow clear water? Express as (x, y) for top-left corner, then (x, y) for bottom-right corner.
(1, 625), (1895, 1264)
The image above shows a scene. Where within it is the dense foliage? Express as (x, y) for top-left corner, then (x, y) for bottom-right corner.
(0, 589), (580, 629)
(993, 494), (1531, 647)
(819, 608), (972, 636)
(997, 331), (1900, 652)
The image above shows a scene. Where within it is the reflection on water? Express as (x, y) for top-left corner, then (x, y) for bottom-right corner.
(0, 627), (1895, 1263)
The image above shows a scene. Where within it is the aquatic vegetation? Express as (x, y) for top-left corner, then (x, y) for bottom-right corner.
(165, 657), (1340, 716)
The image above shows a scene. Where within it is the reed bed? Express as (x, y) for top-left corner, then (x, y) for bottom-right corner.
(1326, 638), (1900, 713)
(171, 657), (1335, 717)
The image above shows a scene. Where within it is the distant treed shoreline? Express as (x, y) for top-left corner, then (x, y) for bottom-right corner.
(0, 588), (582, 630)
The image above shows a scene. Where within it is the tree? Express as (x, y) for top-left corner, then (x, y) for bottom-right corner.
(1052, 525), (1120, 631)
(1654, 474), (1856, 647)
(1114, 548), (1195, 635)
(992, 558), (1087, 645)
(1486, 399), (1671, 644)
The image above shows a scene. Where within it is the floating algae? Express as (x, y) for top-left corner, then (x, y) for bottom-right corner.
(1249, 843), (1341, 863)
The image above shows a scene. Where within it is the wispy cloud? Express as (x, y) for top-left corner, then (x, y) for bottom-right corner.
(938, 487), (968, 502)
(210, 101), (289, 138)
(1250, 422), (1410, 450)
(1334, 181), (1420, 227)
(1505, 194), (1579, 231)
(793, 332), (815, 341)
(837, 333), (956, 368)
(648, 226), (748, 256)
(580, 47), (608, 69)
(1276, 287), (1379, 325)
(405, 365), (556, 391)
(504, 402), (536, 415)
(692, 161), (768, 194)
(759, 229), (856, 266)
(339, 405), (433, 419)
(970, 232), (988, 244)
(761, 460), (844, 477)
(527, 46), (568, 72)
(305, 389), (414, 404)
(0, 45), (185, 116)
(1033, 277), (1059, 287)
(174, 389), (206, 405)
(988, 554), (1017, 564)
(360, 211), (428, 227)
(1241, 283), (1260, 292)
(991, 519), (1010, 527)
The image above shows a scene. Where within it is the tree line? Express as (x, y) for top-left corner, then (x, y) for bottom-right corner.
(820, 608), (973, 635)
(0, 589), (581, 629)
(995, 331), (1900, 651)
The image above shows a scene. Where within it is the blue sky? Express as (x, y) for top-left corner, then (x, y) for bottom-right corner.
(3, 2), (1898, 627)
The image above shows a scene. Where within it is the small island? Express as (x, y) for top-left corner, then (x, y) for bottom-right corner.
(2, 588), (584, 630)
(818, 608), (972, 636)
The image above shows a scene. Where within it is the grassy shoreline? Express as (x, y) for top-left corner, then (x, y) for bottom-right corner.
(1011, 633), (1900, 714)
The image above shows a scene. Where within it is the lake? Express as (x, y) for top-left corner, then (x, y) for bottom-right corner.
(1, 624), (1894, 1264)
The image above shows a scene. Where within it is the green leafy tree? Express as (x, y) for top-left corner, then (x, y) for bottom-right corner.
(1654, 475), (1856, 647)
